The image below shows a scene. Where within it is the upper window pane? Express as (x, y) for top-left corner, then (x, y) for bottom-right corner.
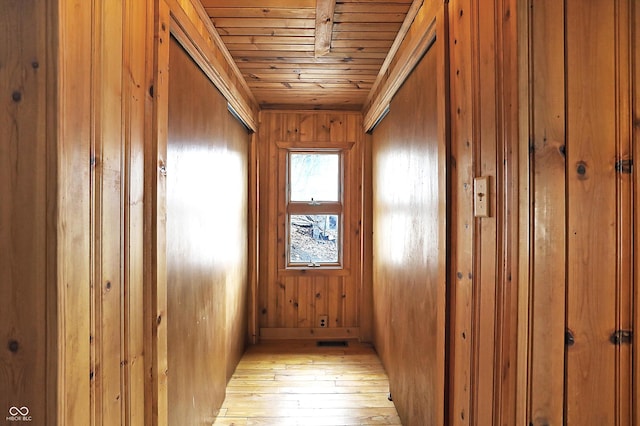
(290, 153), (339, 202)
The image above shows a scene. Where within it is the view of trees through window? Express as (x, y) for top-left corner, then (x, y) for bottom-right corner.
(290, 214), (339, 264)
(288, 153), (341, 265)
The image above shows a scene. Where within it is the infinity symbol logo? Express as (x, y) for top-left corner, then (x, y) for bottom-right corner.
(9, 406), (29, 416)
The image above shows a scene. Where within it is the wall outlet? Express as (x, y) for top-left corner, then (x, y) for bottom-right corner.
(318, 315), (329, 328)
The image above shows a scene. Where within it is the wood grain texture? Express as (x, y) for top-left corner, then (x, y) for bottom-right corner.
(145, 2), (170, 423)
(565, 1), (627, 424)
(2, 1), (152, 424)
(446, 1), (522, 424)
(257, 111), (365, 340)
(166, 36), (250, 424)
(0, 1), (51, 423)
(474, 1), (498, 422)
(205, 0), (413, 110)
(523, 1), (636, 424)
(516, 1), (531, 423)
(56, 0), (95, 424)
(122, 0), (152, 423)
(634, 4), (640, 424)
(363, 0), (436, 131)
(371, 41), (445, 426)
(167, 0), (259, 130)
(527, 3), (567, 424)
(314, 0), (336, 57)
(213, 341), (401, 425)
(448, 1), (475, 423)
(493, 0), (520, 423)
(91, 1), (125, 424)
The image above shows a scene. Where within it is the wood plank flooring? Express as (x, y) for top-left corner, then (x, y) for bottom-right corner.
(212, 341), (402, 425)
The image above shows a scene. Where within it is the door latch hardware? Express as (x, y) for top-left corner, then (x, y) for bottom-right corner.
(565, 329), (575, 346)
(615, 159), (633, 174)
(610, 330), (633, 345)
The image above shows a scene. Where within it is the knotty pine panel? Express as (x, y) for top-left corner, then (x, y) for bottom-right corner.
(527, 1), (567, 424)
(122, 0), (152, 423)
(447, 0), (521, 424)
(371, 43), (445, 425)
(56, 1), (95, 422)
(0, 1), (52, 422)
(448, 0), (475, 423)
(565, 1), (630, 423)
(90, 2), (152, 424)
(167, 37), (250, 423)
(257, 111), (365, 339)
(91, 1), (126, 424)
(525, 1), (636, 424)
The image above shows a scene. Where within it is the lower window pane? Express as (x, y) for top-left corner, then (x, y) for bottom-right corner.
(289, 214), (339, 264)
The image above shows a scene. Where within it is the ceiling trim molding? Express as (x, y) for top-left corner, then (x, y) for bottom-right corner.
(166, 0), (259, 131)
(363, 1), (438, 131)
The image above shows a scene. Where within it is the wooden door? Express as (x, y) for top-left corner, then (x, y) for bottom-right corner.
(564, 0), (634, 424)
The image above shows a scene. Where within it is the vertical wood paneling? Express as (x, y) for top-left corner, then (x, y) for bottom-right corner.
(5, 0), (152, 423)
(361, 132), (374, 342)
(448, 0), (475, 423)
(494, 0), (520, 423)
(528, 0), (566, 417)
(57, 0), (94, 424)
(91, 1), (125, 424)
(527, 1), (566, 424)
(371, 40), (445, 426)
(166, 36), (250, 424)
(516, 1), (531, 423)
(634, 4), (640, 424)
(613, 6), (634, 424)
(525, 1), (636, 424)
(257, 110), (365, 339)
(0, 1), (50, 423)
(122, 0), (151, 423)
(145, 1), (170, 423)
(475, 1), (498, 422)
(448, 0), (521, 423)
(565, 2), (618, 424)
(248, 131), (260, 344)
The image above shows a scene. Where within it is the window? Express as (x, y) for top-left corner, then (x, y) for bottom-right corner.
(286, 151), (343, 267)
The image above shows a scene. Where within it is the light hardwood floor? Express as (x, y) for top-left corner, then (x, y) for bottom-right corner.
(212, 340), (402, 425)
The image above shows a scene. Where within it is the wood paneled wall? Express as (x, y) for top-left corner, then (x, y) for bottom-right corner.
(90, 1), (151, 424)
(1, 0), (153, 424)
(3, 0), (252, 424)
(1, 1), (57, 422)
(256, 111), (366, 340)
(447, 0), (520, 424)
(370, 35), (447, 425)
(522, 1), (638, 424)
(166, 37), (250, 424)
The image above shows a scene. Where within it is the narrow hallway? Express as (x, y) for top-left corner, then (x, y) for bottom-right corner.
(213, 341), (401, 425)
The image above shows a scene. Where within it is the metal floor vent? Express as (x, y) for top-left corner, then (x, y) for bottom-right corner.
(316, 340), (348, 347)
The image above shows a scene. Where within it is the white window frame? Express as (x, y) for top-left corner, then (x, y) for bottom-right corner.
(276, 141), (354, 271)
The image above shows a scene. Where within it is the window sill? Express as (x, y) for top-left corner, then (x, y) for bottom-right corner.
(278, 267), (350, 277)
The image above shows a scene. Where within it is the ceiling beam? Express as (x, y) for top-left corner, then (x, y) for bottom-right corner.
(314, 0), (336, 57)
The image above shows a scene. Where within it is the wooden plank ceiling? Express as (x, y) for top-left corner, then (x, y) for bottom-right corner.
(201, 0), (416, 111)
